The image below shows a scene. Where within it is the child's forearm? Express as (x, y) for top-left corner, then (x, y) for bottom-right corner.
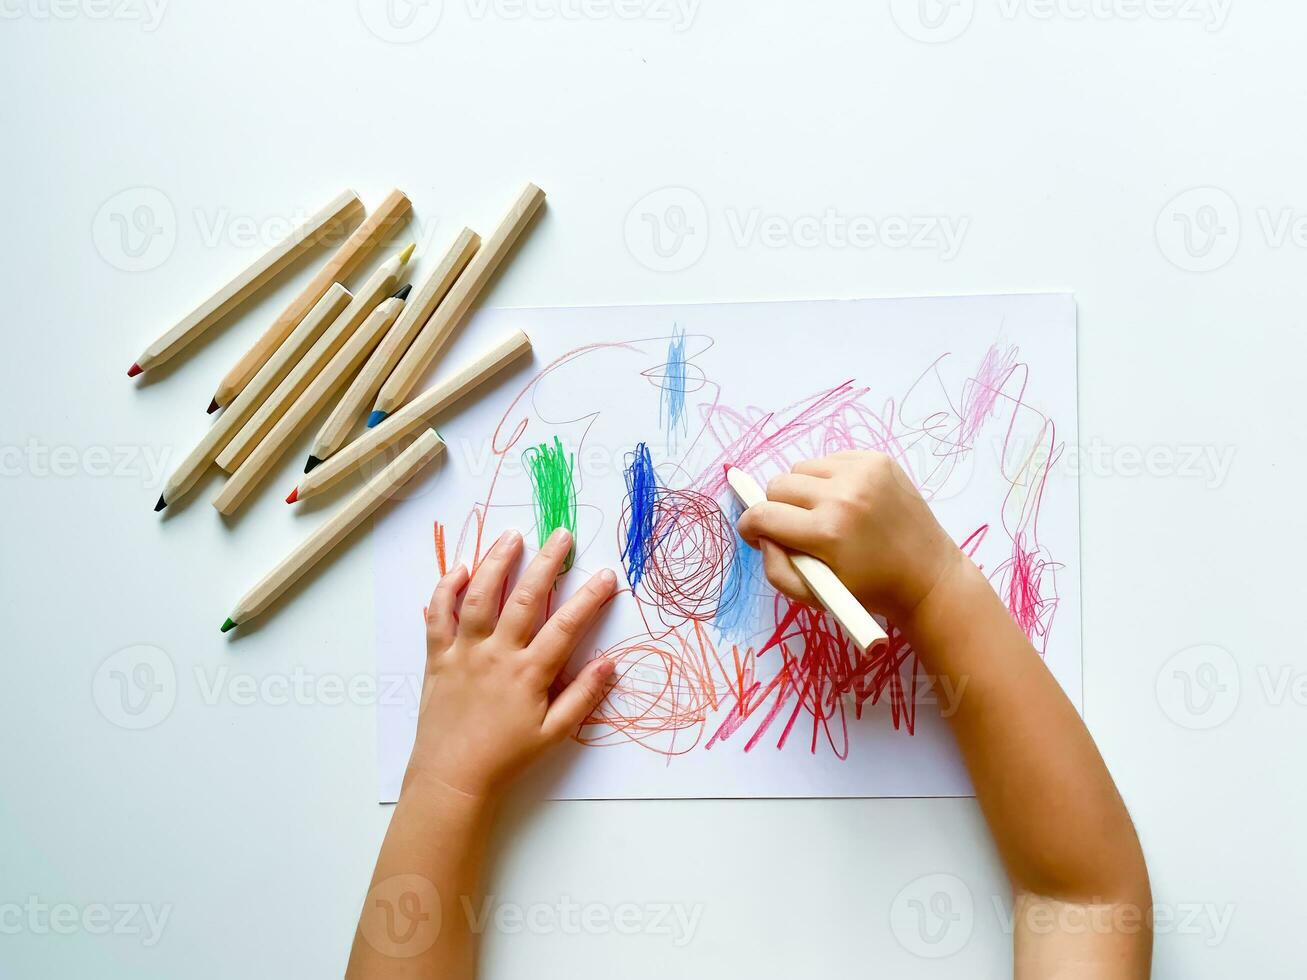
(347, 780), (491, 979)
(902, 555), (1150, 908)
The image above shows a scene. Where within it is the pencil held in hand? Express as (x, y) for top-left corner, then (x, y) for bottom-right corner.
(724, 465), (888, 651)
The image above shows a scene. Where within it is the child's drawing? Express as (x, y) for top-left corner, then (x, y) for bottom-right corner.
(374, 294), (1080, 801)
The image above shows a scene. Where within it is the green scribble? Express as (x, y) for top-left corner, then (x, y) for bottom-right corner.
(523, 435), (578, 570)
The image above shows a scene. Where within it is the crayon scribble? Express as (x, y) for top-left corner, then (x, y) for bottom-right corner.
(428, 332), (1064, 762)
(620, 443), (658, 588)
(524, 435), (578, 571)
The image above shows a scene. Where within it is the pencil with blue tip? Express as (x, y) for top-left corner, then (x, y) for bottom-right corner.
(368, 183), (544, 427)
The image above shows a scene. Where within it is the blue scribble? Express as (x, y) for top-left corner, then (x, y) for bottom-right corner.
(620, 442), (658, 588)
(659, 328), (688, 445)
(713, 499), (766, 642)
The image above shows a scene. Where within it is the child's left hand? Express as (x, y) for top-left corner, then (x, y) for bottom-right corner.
(404, 527), (618, 805)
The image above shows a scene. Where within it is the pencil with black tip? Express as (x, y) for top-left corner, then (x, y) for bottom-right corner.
(221, 429), (445, 633)
(353, 227), (480, 430)
(128, 190), (362, 379)
(209, 284), (410, 516)
(152, 284), (352, 511)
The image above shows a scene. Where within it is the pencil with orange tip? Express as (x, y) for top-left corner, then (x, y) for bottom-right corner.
(724, 465), (888, 651)
(128, 190), (362, 379)
(221, 429), (445, 633)
(206, 188), (411, 411)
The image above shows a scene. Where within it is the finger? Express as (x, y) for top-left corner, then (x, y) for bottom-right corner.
(736, 500), (824, 553)
(425, 564), (470, 648)
(760, 540), (820, 607)
(793, 457), (837, 478)
(529, 568), (618, 676)
(765, 473), (826, 509)
(542, 657), (616, 742)
(496, 527), (574, 643)
(459, 530), (523, 638)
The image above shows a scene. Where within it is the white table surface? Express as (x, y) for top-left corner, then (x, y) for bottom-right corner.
(3, 2), (1303, 976)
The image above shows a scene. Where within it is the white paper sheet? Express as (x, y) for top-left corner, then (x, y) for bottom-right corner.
(373, 293), (1080, 801)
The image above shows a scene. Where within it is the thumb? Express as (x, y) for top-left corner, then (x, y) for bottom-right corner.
(542, 658), (615, 742)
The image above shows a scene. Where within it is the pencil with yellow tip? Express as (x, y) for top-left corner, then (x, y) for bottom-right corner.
(221, 429), (445, 633)
(358, 227), (481, 429)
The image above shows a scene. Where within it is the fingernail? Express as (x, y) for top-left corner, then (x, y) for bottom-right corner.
(596, 568), (617, 589)
(547, 527), (571, 549)
(496, 529), (520, 551)
(594, 658), (616, 679)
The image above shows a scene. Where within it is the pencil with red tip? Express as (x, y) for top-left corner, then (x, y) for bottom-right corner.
(724, 465), (888, 651)
(127, 190), (362, 378)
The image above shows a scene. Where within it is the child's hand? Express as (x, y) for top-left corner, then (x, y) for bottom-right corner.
(736, 451), (962, 624)
(405, 527), (617, 804)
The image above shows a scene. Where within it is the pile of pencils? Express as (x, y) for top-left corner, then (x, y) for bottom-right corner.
(130, 184), (543, 631)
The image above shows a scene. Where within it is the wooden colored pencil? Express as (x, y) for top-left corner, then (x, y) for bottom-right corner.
(206, 188), (411, 412)
(369, 184), (544, 425)
(340, 227), (480, 433)
(154, 283), (345, 511)
(303, 231), (477, 469)
(289, 330), (531, 504)
(214, 284), (353, 472)
(209, 288), (409, 516)
(724, 465), (889, 651)
(128, 190), (362, 378)
(221, 429), (445, 632)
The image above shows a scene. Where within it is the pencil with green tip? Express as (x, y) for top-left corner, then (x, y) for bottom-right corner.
(221, 429), (445, 633)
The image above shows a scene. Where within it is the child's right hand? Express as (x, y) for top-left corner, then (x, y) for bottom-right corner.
(735, 451), (963, 625)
